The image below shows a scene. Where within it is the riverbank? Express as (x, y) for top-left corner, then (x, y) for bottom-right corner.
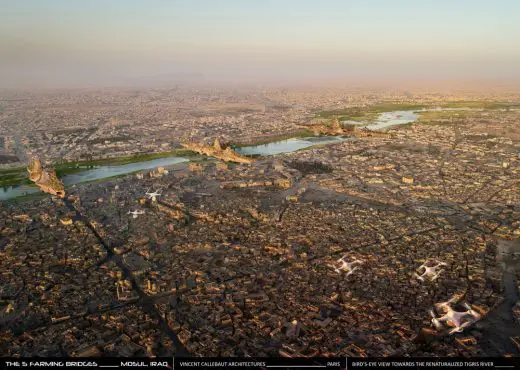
(232, 129), (315, 148)
(316, 103), (426, 121)
(0, 149), (197, 187)
(315, 101), (520, 123)
(236, 136), (346, 157)
(0, 167), (31, 187)
(1, 158), (193, 202)
(54, 149), (196, 177)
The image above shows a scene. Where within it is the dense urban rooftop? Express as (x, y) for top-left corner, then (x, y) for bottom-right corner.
(0, 87), (519, 357)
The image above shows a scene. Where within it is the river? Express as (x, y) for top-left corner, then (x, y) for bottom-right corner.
(236, 136), (345, 156)
(0, 156), (189, 201)
(1, 110), (421, 200)
(343, 110), (419, 131)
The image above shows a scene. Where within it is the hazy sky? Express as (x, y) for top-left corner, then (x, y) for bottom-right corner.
(1, 0), (519, 87)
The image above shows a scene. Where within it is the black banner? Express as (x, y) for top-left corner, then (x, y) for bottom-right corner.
(0, 357), (518, 370)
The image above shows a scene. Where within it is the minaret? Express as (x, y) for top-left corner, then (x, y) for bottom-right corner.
(213, 138), (222, 151)
(330, 117), (341, 132)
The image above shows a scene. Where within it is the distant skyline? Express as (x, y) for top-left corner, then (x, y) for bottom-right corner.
(1, 0), (519, 88)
